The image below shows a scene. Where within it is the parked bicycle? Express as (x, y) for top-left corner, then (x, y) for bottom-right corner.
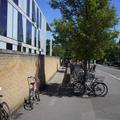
(24, 76), (40, 110)
(73, 76), (108, 97)
(0, 87), (11, 120)
(69, 64), (108, 97)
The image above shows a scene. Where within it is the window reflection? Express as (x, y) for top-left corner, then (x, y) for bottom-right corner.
(18, 12), (23, 42)
(37, 8), (39, 27)
(38, 31), (40, 48)
(32, 0), (36, 22)
(34, 28), (37, 47)
(27, 0), (30, 17)
(26, 20), (32, 45)
(0, 0), (7, 36)
(13, 0), (18, 5)
(39, 12), (42, 29)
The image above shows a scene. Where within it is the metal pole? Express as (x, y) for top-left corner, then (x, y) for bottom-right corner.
(50, 40), (52, 56)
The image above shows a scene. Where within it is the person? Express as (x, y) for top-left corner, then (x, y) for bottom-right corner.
(69, 59), (74, 74)
(93, 64), (96, 72)
(65, 59), (70, 67)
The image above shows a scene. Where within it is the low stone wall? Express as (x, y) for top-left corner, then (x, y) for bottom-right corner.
(0, 50), (59, 112)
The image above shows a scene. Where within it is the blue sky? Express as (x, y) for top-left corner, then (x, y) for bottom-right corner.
(36, 0), (120, 41)
(36, 0), (61, 24)
(36, 0), (61, 39)
(111, 0), (120, 41)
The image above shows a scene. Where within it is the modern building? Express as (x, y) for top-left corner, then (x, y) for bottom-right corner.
(0, 0), (50, 55)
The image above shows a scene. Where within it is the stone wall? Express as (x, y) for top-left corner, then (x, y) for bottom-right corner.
(45, 56), (60, 81)
(0, 50), (59, 112)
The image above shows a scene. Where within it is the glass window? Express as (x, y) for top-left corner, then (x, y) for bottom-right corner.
(34, 28), (36, 47)
(18, 12), (23, 42)
(34, 50), (36, 54)
(38, 31), (40, 48)
(17, 45), (21, 52)
(13, 0), (18, 5)
(26, 20), (32, 45)
(37, 8), (39, 27)
(7, 43), (12, 50)
(23, 47), (26, 52)
(0, 0), (7, 36)
(32, 0), (36, 22)
(29, 48), (31, 53)
(39, 12), (42, 29)
(26, 0), (30, 17)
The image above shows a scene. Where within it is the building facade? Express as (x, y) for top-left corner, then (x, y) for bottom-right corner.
(0, 0), (49, 55)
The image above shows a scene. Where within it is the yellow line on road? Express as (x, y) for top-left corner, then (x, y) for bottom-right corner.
(98, 69), (120, 81)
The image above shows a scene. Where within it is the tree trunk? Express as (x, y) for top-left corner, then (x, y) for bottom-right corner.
(83, 60), (88, 84)
(88, 60), (90, 71)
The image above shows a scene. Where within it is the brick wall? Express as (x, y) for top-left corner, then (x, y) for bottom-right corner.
(0, 50), (59, 112)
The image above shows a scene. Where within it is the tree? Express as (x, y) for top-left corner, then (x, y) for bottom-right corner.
(104, 40), (120, 63)
(52, 44), (65, 58)
(50, 0), (119, 81)
(51, 19), (74, 59)
(46, 39), (65, 57)
(46, 39), (50, 55)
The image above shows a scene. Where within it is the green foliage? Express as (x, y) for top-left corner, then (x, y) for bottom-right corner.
(51, 19), (74, 58)
(53, 44), (65, 58)
(104, 41), (120, 61)
(46, 39), (65, 58)
(46, 39), (50, 55)
(50, 0), (119, 61)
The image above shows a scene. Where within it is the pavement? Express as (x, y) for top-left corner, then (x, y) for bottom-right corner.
(13, 66), (120, 120)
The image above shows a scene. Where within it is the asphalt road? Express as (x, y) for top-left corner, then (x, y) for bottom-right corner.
(14, 66), (120, 120)
(97, 64), (120, 79)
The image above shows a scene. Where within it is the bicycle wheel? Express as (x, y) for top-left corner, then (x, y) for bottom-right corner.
(24, 98), (34, 111)
(98, 83), (108, 97)
(73, 83), (85, 96)
(93, 83), (108, 97)
(0, 102), (11, 120)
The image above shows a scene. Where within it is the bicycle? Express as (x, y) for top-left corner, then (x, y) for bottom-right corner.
(70, 68), (94, 96)
(0, 87), (11, 120)
(73, 75), (108, 97)
(69, 64), (108, 97)
(93, 81), (108, 97)
(24, 76), (40, 111)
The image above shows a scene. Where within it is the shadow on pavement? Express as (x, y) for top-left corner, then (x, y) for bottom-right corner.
(40, 83), (81, 98)
(41, 71), (83, 98)
(12, 112), (23, 120)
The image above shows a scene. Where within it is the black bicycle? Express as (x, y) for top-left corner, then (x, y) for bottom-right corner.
(69, 64), (108, 97)
(73, 76), (108, 97)
(0, 88), (11, 120)
(24, 76), (40, 111)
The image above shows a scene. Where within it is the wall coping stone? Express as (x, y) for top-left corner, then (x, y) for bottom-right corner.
(0, 49), (38, 57)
